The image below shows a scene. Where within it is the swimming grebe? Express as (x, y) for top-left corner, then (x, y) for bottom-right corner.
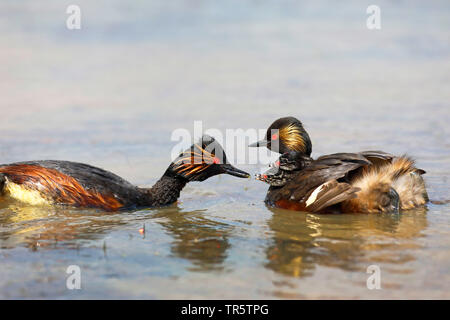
(250, 117), (428, 213)
(0, 135), (249, 211)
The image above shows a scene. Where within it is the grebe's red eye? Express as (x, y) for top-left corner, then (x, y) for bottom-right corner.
(271, 134), (278, 140)
(213, 157), (220, 164)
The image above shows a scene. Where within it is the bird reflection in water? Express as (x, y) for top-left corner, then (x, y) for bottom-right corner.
(0, 199), (127, 251)
(151, 208), (232, 272)
(0, 198), (233, 273)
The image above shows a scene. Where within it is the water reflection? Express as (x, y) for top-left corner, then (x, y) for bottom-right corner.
(0, 200), (127, 250)
(152, 209), (232, 272)
(0, 195), (431, 289)
(0, 198), (233, 273)
(265, 207), (428, 278)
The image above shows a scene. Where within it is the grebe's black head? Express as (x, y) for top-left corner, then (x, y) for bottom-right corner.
(168, 135), (250, 182)
(249, 116), (312, 155)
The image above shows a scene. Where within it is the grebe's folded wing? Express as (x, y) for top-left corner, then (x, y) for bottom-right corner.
(271, 154), (369, 212)
(359, 150), (394, 166)
(302, 180), (360, 212)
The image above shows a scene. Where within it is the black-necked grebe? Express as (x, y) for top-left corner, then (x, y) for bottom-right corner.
(0, 135), (249, 211)
(250, 117), (428, 213)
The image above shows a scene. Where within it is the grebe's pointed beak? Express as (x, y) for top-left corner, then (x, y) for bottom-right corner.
(221, 164), (250, 178)
(249, 139), (268, 148)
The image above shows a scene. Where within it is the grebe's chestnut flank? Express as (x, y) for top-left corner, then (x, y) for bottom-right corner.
(0, 135), (249, 211)
(251, 117), (428, 214)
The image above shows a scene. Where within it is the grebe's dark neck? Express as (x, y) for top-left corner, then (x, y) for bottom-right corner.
(140, 171), (187, 207)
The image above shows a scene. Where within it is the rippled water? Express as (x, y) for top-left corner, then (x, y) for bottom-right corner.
(0, 0), (449, 299)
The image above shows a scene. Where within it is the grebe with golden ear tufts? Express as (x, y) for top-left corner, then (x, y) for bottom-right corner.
(251, 117), (428, 214)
